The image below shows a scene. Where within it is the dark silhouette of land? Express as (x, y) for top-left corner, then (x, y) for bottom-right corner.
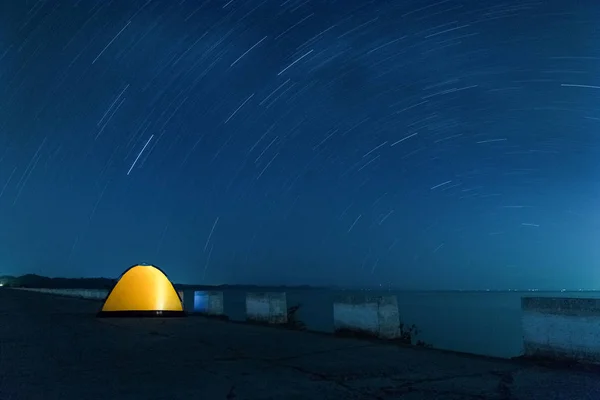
(0, 274), (116, 289)
(0, 274), (318, 291)
(1, 288), (600, 399)
(3, 275), (589, 293)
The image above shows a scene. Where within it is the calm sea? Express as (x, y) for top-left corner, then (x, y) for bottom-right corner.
(194, 287), (600, 358)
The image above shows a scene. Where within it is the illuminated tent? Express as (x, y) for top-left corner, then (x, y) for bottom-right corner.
(97, 264), (185, 317)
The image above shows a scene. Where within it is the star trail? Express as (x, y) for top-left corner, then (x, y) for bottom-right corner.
(1, 0), (600, 289)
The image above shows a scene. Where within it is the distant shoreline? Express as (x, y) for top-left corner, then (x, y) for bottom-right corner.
(0, 274), (596, 293)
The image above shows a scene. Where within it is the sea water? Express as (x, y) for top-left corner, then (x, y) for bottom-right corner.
(199, 288), (600, 358)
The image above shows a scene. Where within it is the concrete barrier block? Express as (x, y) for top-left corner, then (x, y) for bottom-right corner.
(95, 290), (109, 300)
(246, 292), (287, 324)
(333, 295), (400, 339)
(12, 287), (108, 300)
(91, 289), (109, 300)
(193, 291), (224, 315)
(66, 289), (108, 300)
(522, 297), (600, 364)
(180, 290), (194, 311)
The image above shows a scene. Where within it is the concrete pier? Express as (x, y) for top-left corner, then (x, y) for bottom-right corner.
(1, 288), (600, 399)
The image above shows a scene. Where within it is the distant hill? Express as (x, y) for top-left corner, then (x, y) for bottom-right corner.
(0, 274), (321, 291)
(177, 283), (319, 291)
(0, 274), (116, 289)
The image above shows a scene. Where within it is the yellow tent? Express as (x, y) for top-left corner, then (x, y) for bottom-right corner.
(97, 264), (185, 317)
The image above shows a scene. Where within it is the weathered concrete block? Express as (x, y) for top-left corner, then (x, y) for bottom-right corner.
(15, 288), (108, 301)
(246, 292), (287, 324)
(522, 297), (600, 364)
(180, 290), (194, 311)
(90, 289), (109, 300)
(193, 291), (224, 316)
(333, 295), (400, 339)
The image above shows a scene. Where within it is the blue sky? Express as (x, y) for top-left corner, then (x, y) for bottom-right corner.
(1, 0), (600, 289)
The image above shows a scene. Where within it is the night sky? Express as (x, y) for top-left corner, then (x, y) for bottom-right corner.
(2, 0), (600, 289)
